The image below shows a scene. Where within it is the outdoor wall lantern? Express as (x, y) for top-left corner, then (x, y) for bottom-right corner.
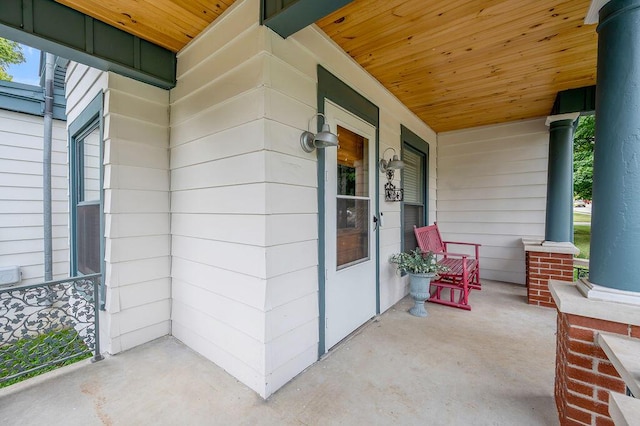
(300, 113), (339, 153)
(379, 147), (405, 174)
(379, 147), (405, 202)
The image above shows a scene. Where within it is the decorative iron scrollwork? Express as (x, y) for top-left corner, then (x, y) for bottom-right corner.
(0, 274), (102, 385)
(384, 169), (403, 202)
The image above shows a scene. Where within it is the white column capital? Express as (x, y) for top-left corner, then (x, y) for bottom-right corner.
(545, 112), (580, 127)
(585, 0), (611, 24)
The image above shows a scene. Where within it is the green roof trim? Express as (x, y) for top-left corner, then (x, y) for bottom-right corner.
(0, 0), (176, 89)
(262, 0), (353, 38)
(0, 80), (66, 120)
(551, 86), (596, 115)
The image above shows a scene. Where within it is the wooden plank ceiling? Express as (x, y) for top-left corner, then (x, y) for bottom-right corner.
(56, 0), (236, 53)
(55, 0), (598, 133)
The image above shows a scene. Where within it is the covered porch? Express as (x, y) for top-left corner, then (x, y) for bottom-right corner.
(0, 280), (559, 425)
(1, 0), (640, 424)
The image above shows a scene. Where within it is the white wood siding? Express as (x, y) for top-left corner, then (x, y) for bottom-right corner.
(66, 64), (171, 354)
(170, 0), (270, 396)
(168, 0), (436, 398)
(0, 110), (68, 284)
(437, 119), (549, 284)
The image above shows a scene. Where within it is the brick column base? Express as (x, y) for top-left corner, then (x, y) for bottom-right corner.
(555, 311), (640, 425)
(523, 240), (579, 309)
(527, 251), (574, 308)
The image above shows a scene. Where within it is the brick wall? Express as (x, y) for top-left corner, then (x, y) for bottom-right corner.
(526, 251), (574, 308)
(555, 312), (640, 425)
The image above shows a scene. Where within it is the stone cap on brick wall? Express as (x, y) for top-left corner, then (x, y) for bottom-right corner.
(550, 280), (640, 326)
(522, 238), (580, 255)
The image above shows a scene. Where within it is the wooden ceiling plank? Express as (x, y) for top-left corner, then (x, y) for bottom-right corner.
(321, 0), (510, 57)
(375, 53), (595, 94)
(352, 2), (593, 70)
(376, 38), (597, 91)
(323, 0), (587, 59)
(56, 0), (231, 52)
(169, 0), (233, 20)
(57, 0), (189, 51)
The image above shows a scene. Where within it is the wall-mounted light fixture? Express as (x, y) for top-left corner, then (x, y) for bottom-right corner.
(380, 147), (405, 202)
(300, 113), (339, 153)
(379, 147), (405, 174)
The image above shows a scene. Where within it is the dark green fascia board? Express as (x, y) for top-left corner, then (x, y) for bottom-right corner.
(1, 0), (176, 89)
(551, 85), (596, 115)
(262, 0), (353, 39)
(0, 79), (66, 120)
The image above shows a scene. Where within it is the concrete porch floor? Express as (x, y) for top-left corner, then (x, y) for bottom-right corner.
(0, 280), (559, 425)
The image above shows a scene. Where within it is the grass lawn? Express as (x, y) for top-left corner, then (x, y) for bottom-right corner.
(574, 224), (591, 259)
(573, 212), (591, 223)
(0, 328), (91, 388)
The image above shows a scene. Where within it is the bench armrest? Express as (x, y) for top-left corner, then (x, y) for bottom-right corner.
(436, 251), (469, 259)
(442, 241), (480, 259)
(443, 241), (481, 247)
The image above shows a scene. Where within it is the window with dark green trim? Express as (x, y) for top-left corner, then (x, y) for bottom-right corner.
(69, 93), (103, 281)
(73, 123), (101, 274)
(400, 125), (429, 253)
(402, 144), (426, 251)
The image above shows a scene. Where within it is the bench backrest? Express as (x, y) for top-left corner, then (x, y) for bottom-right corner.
(414, 224), (445, 254)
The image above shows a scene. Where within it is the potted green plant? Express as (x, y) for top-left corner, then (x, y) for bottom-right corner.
(390, 248), (447, 317)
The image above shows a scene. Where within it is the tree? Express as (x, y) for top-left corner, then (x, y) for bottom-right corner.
(573, 115), (595, 201)
(0, 38), (26, 81)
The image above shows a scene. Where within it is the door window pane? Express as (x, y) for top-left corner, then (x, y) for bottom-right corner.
(336, 125), (370, 269)
(337, 198), (369, 268)
(337, 126), (368, 197)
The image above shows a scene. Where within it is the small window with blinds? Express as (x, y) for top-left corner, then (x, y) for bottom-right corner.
(403, 145), (426, 252)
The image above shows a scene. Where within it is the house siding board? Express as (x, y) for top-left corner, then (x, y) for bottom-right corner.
(172, 279), (265, 342)
(171, 54), (267, 126)
(170, 320), (264, 393)
(65, 64), (171, 355)
(169, 5), (271, 379)
(65, 67), (106, 124)
(170, 119), (265, 169)
(171, 299), (266, 374)
(171, 256), (267, 310)
(0, 109), (69, 285)
(438, 118), (549, 285)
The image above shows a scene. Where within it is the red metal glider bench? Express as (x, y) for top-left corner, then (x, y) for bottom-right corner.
(414, 223), (481, 310)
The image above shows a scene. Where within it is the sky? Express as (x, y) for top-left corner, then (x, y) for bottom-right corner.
(6, 43), (41, 86)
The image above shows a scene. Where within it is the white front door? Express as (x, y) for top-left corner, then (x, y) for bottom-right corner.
(324, 101), (377, 351)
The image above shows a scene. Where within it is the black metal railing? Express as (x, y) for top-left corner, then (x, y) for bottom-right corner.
(573, 258), (589, 281)
(0, 274), (102, 386)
